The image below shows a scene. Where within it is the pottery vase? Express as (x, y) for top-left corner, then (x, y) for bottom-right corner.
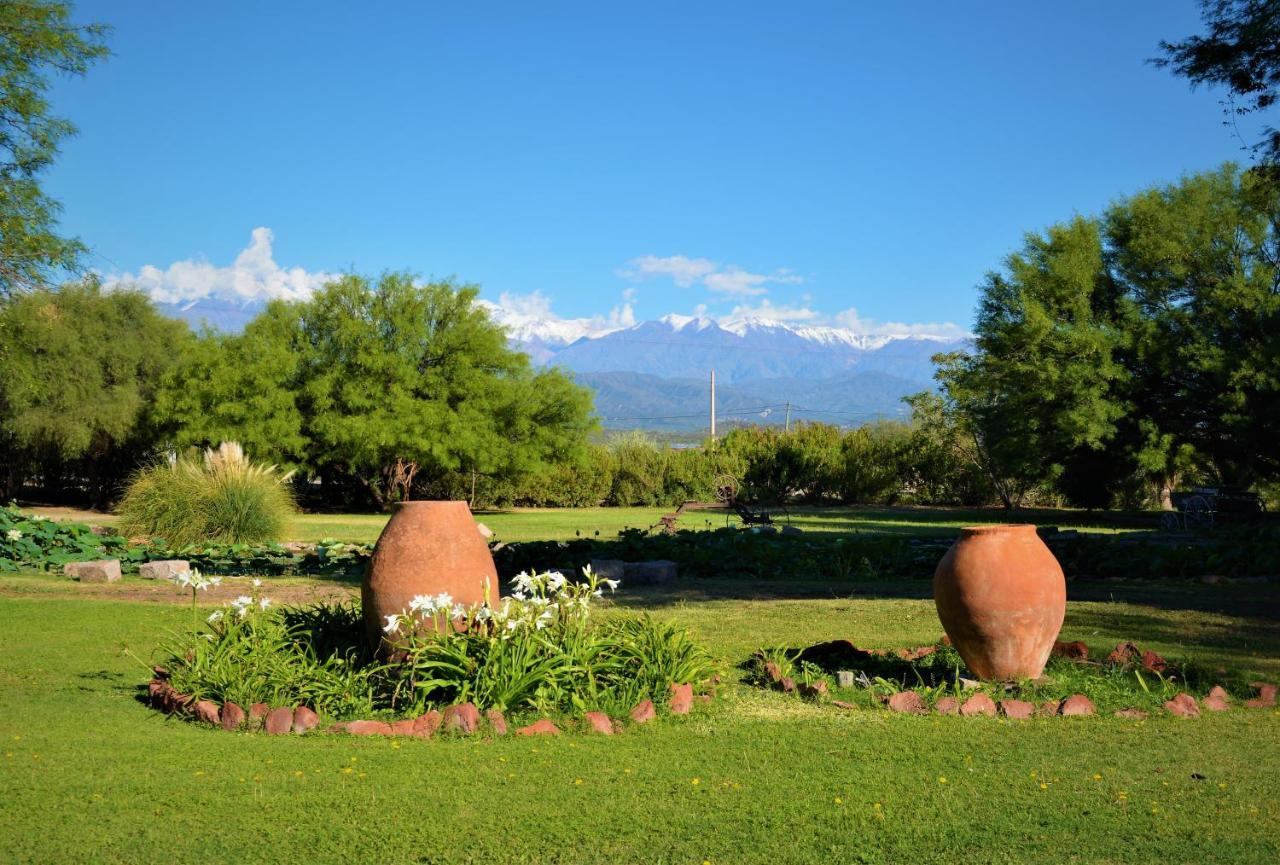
(933, 524), (1065, 680)
(362, 500), (498, 654)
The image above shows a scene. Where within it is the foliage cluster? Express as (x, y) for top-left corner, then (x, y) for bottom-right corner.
(160, 569), (717, 721)
(0, 502), (136, 572)
(116, 442), (295, 546)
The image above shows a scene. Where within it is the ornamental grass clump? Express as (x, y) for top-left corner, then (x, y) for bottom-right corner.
(117, 442), (295, 547)
(156, 567), (718, 723)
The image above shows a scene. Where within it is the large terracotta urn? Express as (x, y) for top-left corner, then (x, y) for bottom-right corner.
(362, 501), (498, 654)
(933, 524), (1065, 681)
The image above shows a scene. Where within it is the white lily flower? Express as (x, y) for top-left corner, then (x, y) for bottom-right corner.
(450, 603), (467, 619)
(5, 529), (22, 541)
(207, 574), (222, 587)
(207, 610), (223, 624)
(252, 578), (262, 588)
(233, 595), (253, 607)
(546, 571), (567, 592)
(383, 614), (401, 634)
(433, 592), (453, 610)
(258, 598), (271, 610)
(603, 579), (620, 591)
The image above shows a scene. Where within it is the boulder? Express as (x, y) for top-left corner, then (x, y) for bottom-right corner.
(1202, 686), (1230, 712)
(781, 525), (804, 536)
(1245, 682), (1277, 709)
(1140, 650), (1168, 674)
(292, 706), (319, 734)
(887, 691), (927, 714)
(762, 660), (783, 684)
(192, 699), (220, 725)
(220, 701), (246, 731)
(338, 720), (393, 736)
(588, 559), (626, 582)
(799, 680), (829, 700)
(1051, 640), (1089, 661)
(139, 560), (190, 581)
(442, 702), (481, 735)
(623, 560), (678, 585)
(413, 710), (442, 738)
(669, 683), (694, 715)
(388, 718), (417, 736)
(959, 693), (997, 717)
(264, 707), (294, 735)
(1059, 694), (1096, 717)
(583, 711), (613, 735)
(1040, 700), (1062, 716)
(934, 696), (960, 715)
(516, 718), (561, 736)
(65, 559), (121, 583)
(1106, 641), (1141, 666)
(485, 709), (508, 736)
(629, 700), (656, 724)
(1164, 693), (1200, 718)
(999, 699), (1036, 719)
(249, 703), (270, 725)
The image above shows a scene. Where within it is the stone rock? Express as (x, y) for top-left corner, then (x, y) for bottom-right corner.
(413, 710), (442, 738)
(1051, 640), (1089, 661)
(442, 702), (481, 735)
(1000, 699), (1036, 719)
(934, 696), (961, 715)
(388, 718), (417, 736)
(475, 522), (493, 540)
(959, 677), (980, 690)
(1245, 682), (1277, 708)
(836, 670), (855, 689)
(670, 683), (694, 715)
(485, 709), (508, 736)
(1106, 641), (1141, 667)
(339, 720), (393, 736)
(64, 559), (121, 583)
(249, 703), (269, 724)
(762, 660), (783, 684)
(516, 718), (561, 736)
(623, 560), (678, 585)
(781, 525), (804, 536)
(264, 707), (294, 735)
(799, 681), (829, 700)
(138, 560), (190, 581)
(220, 701), (246, 731)
(1114, 708), (1148, 719)
(778, 676), (798, 694)
(1202, 686), (1230, 712)
(959, 692), (997, 717)
(584, 711), (613, 735)
(1040, 700), (1062, 716)
(1140, 650), (1168, 674)
(1164, 693), (1200, 718)
(193, 699), (220, 725)
(589, 559), (626, 582)
(292, 705), (319, 734)
(1059, 694), (1096, 717)
(629, 700), (656, 724)
(899, 645), (936, 661)
(887, 691), (927, 714)
(832, 700), (857, 710)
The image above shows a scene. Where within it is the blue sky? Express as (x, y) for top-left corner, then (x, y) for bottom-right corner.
(49, 1), (1244, 335)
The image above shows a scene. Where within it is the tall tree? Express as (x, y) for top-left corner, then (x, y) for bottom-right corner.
(0, 1), (109, 296)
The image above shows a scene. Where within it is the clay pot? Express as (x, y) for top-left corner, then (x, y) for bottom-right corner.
(363, 501), (498, 654)
(933, 524), (1065, 681)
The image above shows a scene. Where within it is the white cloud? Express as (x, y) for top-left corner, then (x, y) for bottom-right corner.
(723, 299), (820, 323)
(478, 290), (635, 344)
(620, 254), (802, 297)
(103, 227), (338, 305)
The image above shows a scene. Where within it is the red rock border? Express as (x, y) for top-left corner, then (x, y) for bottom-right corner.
(147, 668), (712, 738)
(754, 641), (1278, 720)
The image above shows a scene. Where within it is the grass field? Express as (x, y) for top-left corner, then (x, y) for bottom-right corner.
(27, 503), (1151, 544)
(1, 562), (1277, 863)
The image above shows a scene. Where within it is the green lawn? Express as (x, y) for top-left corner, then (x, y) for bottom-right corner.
(1, 570), (1277, 864)
(32, 503), (1152, 544)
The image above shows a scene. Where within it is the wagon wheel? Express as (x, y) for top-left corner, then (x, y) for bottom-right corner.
(1182, 494), (1214, 530)
(1158, 511), (1182, 532)
(714, 474), (739, 505)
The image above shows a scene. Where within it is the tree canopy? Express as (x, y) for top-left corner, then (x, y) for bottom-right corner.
(0, 1), (109, 296)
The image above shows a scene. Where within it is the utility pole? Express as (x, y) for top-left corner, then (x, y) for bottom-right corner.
(785, 401), (791, 433)
(709, 369), (716, 439)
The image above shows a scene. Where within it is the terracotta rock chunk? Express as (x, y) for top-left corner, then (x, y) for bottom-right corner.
(516, 718), (561, 736)
(1040, 700), (1062, 716)
(959, 692), (997, 717)
(762, 661), (783, 684)
(264, 707), (294, 734)
(629, 700), (656, 724)
(799, 680), (829, 700)
(778, 677), (797, 694)
(249, 703), (269, 724)
(193, 699), (220, 725)
(934, 696), (960, 715)
(1140, 650), (1168, 674)
(1051, 640), (1089, 661)
(388, 718), (417, 736)
(1245, 682), (1277, 708)
(220, 702), (246, 731)
(340, 720), (393, 736)
(1164, 693), (1200, 718)
(442, 702), (481, 735)
(887, 691), (928, 714)
(485, 709), (508, 736)
(413, 710), (442, 738)
(583, 711), (613, 735)
(1000, 699), (1035, 719)
(1059, 694), (1095, 716)
(1114, 708), (1148, 719)
(292, 706), (319, 734)
(1106, 642), (1141, 667)
(1202, 686), (1230, 712)
(831, 700), (857, 710)
(669, 683), (693, 715)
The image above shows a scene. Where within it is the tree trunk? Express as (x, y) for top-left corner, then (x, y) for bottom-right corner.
(380, 458), (420, 507)
(1157, 473), (1178, 511)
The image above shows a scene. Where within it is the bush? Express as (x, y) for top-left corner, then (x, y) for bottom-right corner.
(117, 442), (295, 546)
(0, 504), (140, 572)
(158, 568), (719, 721)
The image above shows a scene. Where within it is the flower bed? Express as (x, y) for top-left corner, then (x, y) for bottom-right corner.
(142, 567), (718, 736)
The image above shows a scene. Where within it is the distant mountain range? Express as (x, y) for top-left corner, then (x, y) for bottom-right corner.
(157, 298), (966, 432)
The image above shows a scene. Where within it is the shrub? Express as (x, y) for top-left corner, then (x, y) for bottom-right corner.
(0, 504), (140, 572)
(117, 442), (294, 546)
